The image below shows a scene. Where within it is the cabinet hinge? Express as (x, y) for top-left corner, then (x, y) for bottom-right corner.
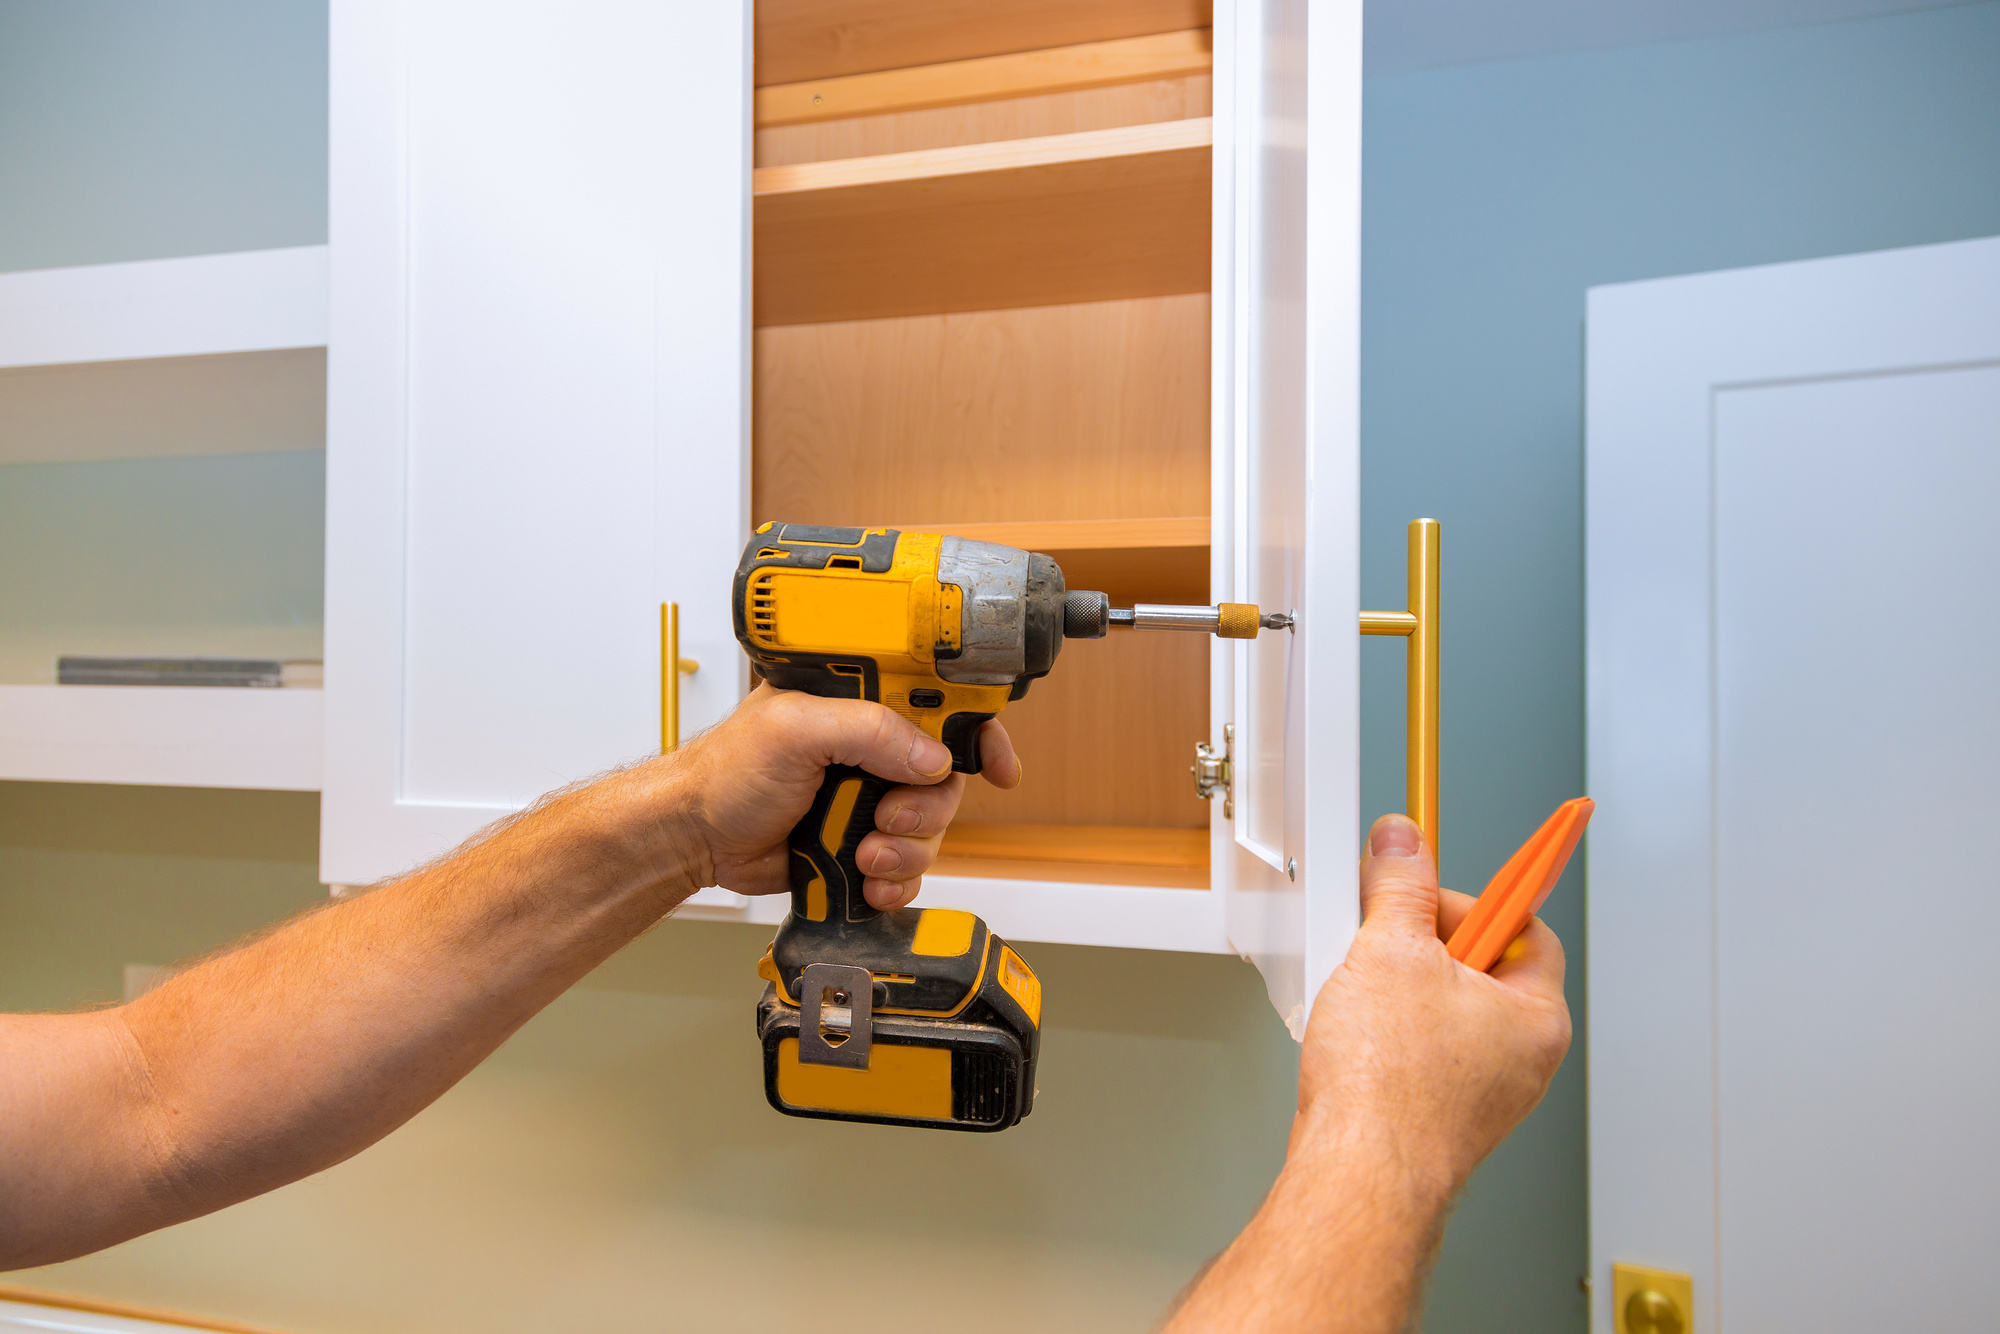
(1193, 722), (1234, 819)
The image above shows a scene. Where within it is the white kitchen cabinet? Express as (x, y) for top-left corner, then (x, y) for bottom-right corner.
(322, 0), (1359, 1014)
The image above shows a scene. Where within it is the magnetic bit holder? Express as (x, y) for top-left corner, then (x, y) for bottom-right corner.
(1099, 601), (1294, 637)
(797, 962), (875, 1069)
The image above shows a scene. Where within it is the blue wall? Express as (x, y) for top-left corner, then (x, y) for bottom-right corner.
(0, 0), (326, 271)
(1362, 5), (2000, 1327)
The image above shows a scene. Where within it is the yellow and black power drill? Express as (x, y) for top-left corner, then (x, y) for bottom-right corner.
(733, 521), (1287, 1132)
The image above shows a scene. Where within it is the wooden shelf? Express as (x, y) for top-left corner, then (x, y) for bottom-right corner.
(0, 247), (328, 465)
(877, 517), (1209, 603)
(883, 516), (1204, 549)
(0, 685), (322, 791)
(757, 0), (1210, 86)
(941, 820), (1204, 866)
(754, 119), (1210, 325)
(758, 29), (1211, 126)
(936, 821), (1207, 890)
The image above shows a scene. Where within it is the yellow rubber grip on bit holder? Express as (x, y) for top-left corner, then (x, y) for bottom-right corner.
(1217, 603), (1261, 639)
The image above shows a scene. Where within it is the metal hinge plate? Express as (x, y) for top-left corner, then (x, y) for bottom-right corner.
(1193, 722), (1234, 819)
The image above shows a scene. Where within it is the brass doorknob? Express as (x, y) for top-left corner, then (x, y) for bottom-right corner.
(1625, 1288), (1685, 1334)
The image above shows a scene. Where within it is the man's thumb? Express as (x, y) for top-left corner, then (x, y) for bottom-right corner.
(1358, 815), (1441, 936)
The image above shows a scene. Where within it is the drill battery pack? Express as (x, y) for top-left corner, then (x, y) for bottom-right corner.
(754, 906), (1042, 1133)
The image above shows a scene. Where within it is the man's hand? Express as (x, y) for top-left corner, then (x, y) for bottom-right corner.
(1163, 814), (1571, 1334)
(663, 684), (1022, 910)
(1297, 813), (1571, 1198)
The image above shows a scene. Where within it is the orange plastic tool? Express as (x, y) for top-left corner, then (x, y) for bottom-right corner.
(1445, 797), (1595, 972)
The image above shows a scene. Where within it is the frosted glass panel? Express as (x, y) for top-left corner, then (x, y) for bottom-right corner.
(0, 451), (324, 683)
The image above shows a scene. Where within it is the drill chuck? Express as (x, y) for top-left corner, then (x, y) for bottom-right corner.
(1062, 590), (1111, 638)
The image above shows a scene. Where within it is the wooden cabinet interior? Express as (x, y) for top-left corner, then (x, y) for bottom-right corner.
(753, 0), (1215, 889)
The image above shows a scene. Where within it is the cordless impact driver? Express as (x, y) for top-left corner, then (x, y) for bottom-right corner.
(733, 521), (1286, 1132)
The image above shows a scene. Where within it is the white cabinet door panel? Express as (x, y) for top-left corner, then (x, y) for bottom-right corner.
(1713, 363), (2000, 1332)
(1214, 0), (1361, 1030)
(1587, 235), (2000, 1332)
(323, 0), (749, 884)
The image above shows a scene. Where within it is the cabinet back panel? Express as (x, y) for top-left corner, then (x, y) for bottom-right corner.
(753, 294), (1208, 526)
(953, 628), (1209, 829)
(757, 75), (1210, 167)
(758, 0), (1210, 85)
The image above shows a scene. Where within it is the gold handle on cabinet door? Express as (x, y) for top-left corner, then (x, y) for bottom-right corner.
(1359, 519), (1441, 856)
(660, 602), (701, 753)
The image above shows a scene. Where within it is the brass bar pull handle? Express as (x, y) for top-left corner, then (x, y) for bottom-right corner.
(1358, 519), (1441, 855)
(660, 602), (701, 753)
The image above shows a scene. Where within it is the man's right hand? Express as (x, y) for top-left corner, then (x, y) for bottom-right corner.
(637, 684), (1021, 912)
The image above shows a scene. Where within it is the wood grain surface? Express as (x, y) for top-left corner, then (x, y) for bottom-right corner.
(929, 852), (1207, 889)
(758, 72), (1210, 166)
(880, 517), (1206, 549)
(754, 120), (1210, 325)
(755, 294), (1210, 525)
(757, 0), (1210, 85)
(758, 29), (1210, 128)
(871, 519), (1213, 605)
(940, 820), (1206, 865)
(1037, 542), (1210, 606)
(951, 627), (1210, 828)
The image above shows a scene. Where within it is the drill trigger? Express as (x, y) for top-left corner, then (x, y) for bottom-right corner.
(940, 711), (997, 773)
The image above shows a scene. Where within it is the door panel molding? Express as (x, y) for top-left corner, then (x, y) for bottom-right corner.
(1585, 234), (2000, 1333)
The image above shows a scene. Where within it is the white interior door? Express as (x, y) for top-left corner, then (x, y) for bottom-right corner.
(1213, 0), (1361, 1032)
(321, 0), (749, 886)
(1587, 236), (2000, 1332)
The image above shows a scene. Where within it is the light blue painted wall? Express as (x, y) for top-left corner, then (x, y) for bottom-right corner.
(1362, 4), (2000, 1327)
(0, 0), (326, 272)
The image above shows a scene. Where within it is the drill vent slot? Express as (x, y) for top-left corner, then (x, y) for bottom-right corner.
(825, 555), (863, 569)
(951, 1050), (1014, 1125)
(749, 571), (780, 645)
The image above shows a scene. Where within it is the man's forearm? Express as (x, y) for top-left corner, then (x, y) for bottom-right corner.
(1164, 1112), (1455, 1334)
(0, 760), (705, 1267)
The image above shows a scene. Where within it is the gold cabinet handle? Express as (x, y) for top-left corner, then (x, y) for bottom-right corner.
(1359, 519), (1440, 854)
(660, 602), (701, 753)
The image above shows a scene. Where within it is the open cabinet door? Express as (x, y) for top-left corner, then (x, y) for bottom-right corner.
(1214, 0), (1362, 1033)
(322, 0), (751, 886)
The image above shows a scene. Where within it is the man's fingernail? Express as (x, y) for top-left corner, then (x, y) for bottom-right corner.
(885, 806), (921, 835)
(871, 845), (903, 874)
(1370, 819), (1421, 859)
(912, 735), (951, 777)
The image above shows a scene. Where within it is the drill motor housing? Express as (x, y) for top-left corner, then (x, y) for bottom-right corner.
(733, 523), (1095, 1132)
